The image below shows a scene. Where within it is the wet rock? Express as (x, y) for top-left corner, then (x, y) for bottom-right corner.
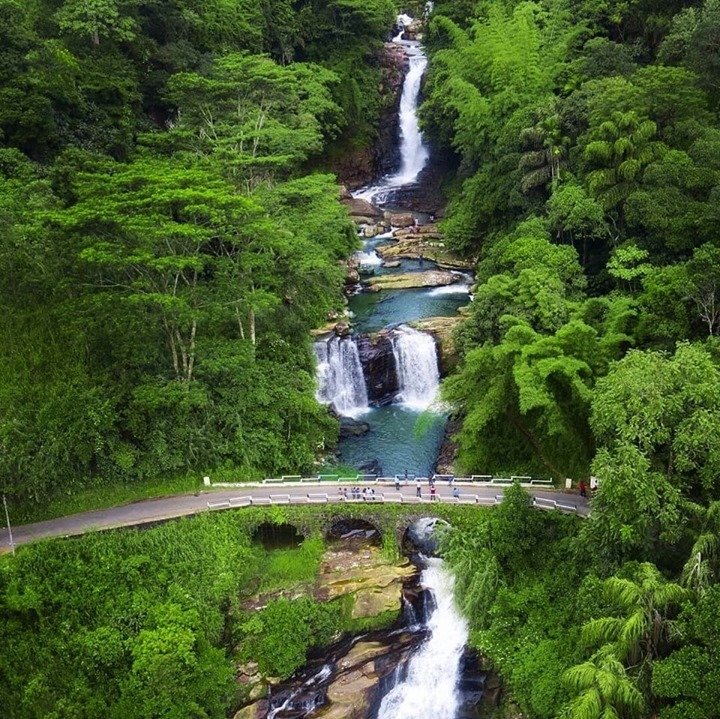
(339, 417), (370, 438)
(363, 225), (379, 238)
(357, 458), (383, 476)
(343, 197), (382, 220)
(334, 322), (351, 337)
(405, 517), (450, 556)
(356, 332), (398, 405)
(382, 260), (401, 269)
(367, 270), (462, 291)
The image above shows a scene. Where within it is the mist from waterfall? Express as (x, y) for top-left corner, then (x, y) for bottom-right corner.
(314, 337), (369, 417)
(376, 559), (468, 719)
(391, 326), (440, 410)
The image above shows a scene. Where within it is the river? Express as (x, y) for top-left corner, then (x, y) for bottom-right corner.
(314, 14), (472, 478)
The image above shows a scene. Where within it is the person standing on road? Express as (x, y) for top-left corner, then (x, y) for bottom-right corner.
(430, 485), (437, 501)
(416, 479), (422, 498)
(395, 475), (401, 491)
(452, 486), (460, 499)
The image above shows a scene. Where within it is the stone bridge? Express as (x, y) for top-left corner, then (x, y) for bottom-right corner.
(1, 483), (588, 553)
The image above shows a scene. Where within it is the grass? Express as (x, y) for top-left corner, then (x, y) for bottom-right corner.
(257, 537), (326, 592)
(8, 474), (202, 525)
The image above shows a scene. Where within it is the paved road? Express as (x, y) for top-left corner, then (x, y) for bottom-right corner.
(0, 483), (590, 553)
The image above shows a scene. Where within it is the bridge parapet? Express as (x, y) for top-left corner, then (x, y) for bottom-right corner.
(206, 473), (559, 489)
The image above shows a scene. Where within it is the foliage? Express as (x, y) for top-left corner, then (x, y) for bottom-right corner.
(0, 0), (391, 507)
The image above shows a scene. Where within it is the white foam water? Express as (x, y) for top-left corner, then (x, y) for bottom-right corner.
(356, 250), (383, 266)
(391, 326), (440, 411)
(314, 337), (369, 417)
(427, 283), (471, 296)
(376, 559), (468, 719)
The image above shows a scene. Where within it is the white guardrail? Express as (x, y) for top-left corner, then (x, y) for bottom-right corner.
(209, 473), (556, 488)
(205, 492), (581, 514)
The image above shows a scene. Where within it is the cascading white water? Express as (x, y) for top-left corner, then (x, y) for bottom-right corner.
(377, 559), (468, 719)
(314, 337), (369, 417)
(356, 249), (383, 266)
(268, 664), (333, 719)
(391, 326), (440, 410)
(392, 44), (429, 186)
(394, 13), (413, 41)
(355, 15), (429, 204)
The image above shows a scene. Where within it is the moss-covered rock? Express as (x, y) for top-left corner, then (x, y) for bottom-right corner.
(409, 316), (463, 374)
(366, 270), (461, 291)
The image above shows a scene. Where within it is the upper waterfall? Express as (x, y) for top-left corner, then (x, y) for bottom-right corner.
(314, 337), (369, 417)
(355, 15), (429, 204)
(376, 559), (468, 719)
(391, 43), (429, 186)
(391, 326), (440, 410)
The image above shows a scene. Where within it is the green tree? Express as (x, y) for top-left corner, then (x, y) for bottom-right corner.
(561, 647), (645, 719)
(584, 111), (665, 214)
(582, 563), (690, 669)
(55, 0), (138, 46)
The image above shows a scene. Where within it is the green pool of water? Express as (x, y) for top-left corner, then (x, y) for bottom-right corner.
(349, 287), (469, 333)
(338, 404), (448, 477)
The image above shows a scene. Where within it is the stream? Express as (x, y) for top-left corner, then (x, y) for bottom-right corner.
(314, 13), (472, 478)
(266, 544), (485, 719)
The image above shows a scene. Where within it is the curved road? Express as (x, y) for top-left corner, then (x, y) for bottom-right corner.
(0, 483), (590, 553)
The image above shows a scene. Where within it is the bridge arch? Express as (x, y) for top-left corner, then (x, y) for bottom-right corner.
(251, 521), (306, 549)
(325, 515), (382, 545)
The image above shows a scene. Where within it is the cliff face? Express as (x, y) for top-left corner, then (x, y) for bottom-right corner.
(327, 43), (406, 189)
(355, 332), (399, 406)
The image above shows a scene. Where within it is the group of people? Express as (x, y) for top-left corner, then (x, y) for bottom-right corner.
(338, 487), (377, 501)
(338, 473), (465, 502)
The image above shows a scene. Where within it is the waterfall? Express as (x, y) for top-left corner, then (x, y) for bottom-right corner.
(315, 337), (369, 417)
(354, 16), (429, 204)
(394, 13), (413, 41)
(356, 249), (383, 267)
(391, 43), (429, 187)
(391, 326), (440, 410)
(376, 559), (468, 719)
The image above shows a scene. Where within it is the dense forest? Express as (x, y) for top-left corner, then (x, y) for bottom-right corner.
(0, 0), (400, 507)
(3, 0), (720, 718)
(419, 0), (720, 716)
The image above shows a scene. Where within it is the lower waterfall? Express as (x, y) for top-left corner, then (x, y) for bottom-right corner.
(376, 559), (468, 719)
(315, 337), (369, 417)
(391, 326), (440, 410)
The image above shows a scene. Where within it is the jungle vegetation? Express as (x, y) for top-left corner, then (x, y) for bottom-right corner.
(424, 0), (720, 716)
(0, 0), (397, 508)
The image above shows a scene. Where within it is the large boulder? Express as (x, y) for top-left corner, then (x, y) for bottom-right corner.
(343, 197), (382, 221)
(404, 517), (450, 556)
(339, 417), (370, 438)
(355, 332), (398, 405)
(388, 212), (415, 228)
